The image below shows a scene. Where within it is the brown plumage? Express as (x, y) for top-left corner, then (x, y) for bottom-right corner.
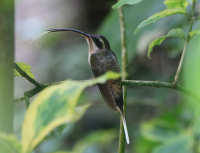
(90, 50), (122, 112)
(90, 50), (129, 144)
(46, 29), (130, 144)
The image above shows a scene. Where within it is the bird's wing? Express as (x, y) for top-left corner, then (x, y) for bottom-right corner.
(90, 51), (129, 144)
(90, 51), (118, 112)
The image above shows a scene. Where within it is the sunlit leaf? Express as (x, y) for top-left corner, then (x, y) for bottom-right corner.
(134, 9), (187, 34)
(0, 133), (21, 153)
(21, 71), (121, 153)
(148, 28), (186, 58)
(152, 135), (192, 153)
(112, 0), (142, 9)
(14, 62), (34, 79)
(189, 30), (200, 39)
(140, 119), (183, 142)
(164, 0), (189, 10)
(72, 129), (117, 153)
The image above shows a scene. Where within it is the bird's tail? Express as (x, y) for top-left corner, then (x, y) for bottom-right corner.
(117, 107), (130, 144)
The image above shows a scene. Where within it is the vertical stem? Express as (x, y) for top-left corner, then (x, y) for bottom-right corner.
(0, 1), (14, 133)
(118, 4), (128, 153)
(173, 41), (188, 86)
(173, 2), (196, 86)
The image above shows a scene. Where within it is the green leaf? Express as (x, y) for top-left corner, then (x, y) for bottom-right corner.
(72, 129), (117, 153)
(164, 0), (189, 10)
(140, 119), (183, 142)
(189, 30), (200, 39)
(14, 62), (34, 79)
(112, 0), (142, 9)
(135, 136), (157, 153)
(148, 28), (185, 58)
(0, 133), (21, 153)
(21, 71), (121, 153)
(152, 135), (192, 153)
(134, 9), (187, 34)
(193, 105), (200, 135)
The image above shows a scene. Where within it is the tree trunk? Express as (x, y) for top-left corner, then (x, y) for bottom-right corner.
(0, 1), (14, 133)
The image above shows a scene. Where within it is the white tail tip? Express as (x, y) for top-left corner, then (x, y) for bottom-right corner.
(118, 107), (130, 144)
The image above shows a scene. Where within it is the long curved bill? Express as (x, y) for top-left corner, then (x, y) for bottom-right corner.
(30, 28), (90, 44)
(30, 31), (50, 44)
(47, 28), (90, 39)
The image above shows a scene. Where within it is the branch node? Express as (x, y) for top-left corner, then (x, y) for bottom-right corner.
(24, 92), (30, 109)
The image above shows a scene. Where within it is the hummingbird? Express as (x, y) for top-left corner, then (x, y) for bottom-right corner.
(46, 28), (130, 144)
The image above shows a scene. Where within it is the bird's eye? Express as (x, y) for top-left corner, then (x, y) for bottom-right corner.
(95, 37), (101, 43)
(94, 37), (103, 49)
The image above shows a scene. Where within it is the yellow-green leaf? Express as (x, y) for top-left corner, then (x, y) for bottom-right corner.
(164, 0), (189, 10)
(44, 104), (91, 141)
(189, 30), (200, 39)
(148, 28), (186, 58)
(134, 9), (187, 34)
(0, 133), (21, 153)
(112, 0), (142, 9)
(21, 71), (121, 153)
(14, 62), (34, 79)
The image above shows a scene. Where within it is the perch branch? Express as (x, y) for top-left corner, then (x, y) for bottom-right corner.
(14, 80), (200, 104)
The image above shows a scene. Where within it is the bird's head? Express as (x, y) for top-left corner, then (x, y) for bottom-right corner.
(47, 29), (111, 52)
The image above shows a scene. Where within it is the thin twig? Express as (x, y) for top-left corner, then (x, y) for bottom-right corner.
(14, 82), (64, 103)
(173, 41), (188, 86)
(123, 80), (200, 102)
(14, 63), (41, 87)
(24, 92), (30, 109)
(118, 3), (128, 152)
(173, 2), (196, 86)
(15, 87), (43, 103)
(14, 80), (90, 103)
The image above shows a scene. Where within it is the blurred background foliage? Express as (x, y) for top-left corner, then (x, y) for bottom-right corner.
(15, 0), (200, 152)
